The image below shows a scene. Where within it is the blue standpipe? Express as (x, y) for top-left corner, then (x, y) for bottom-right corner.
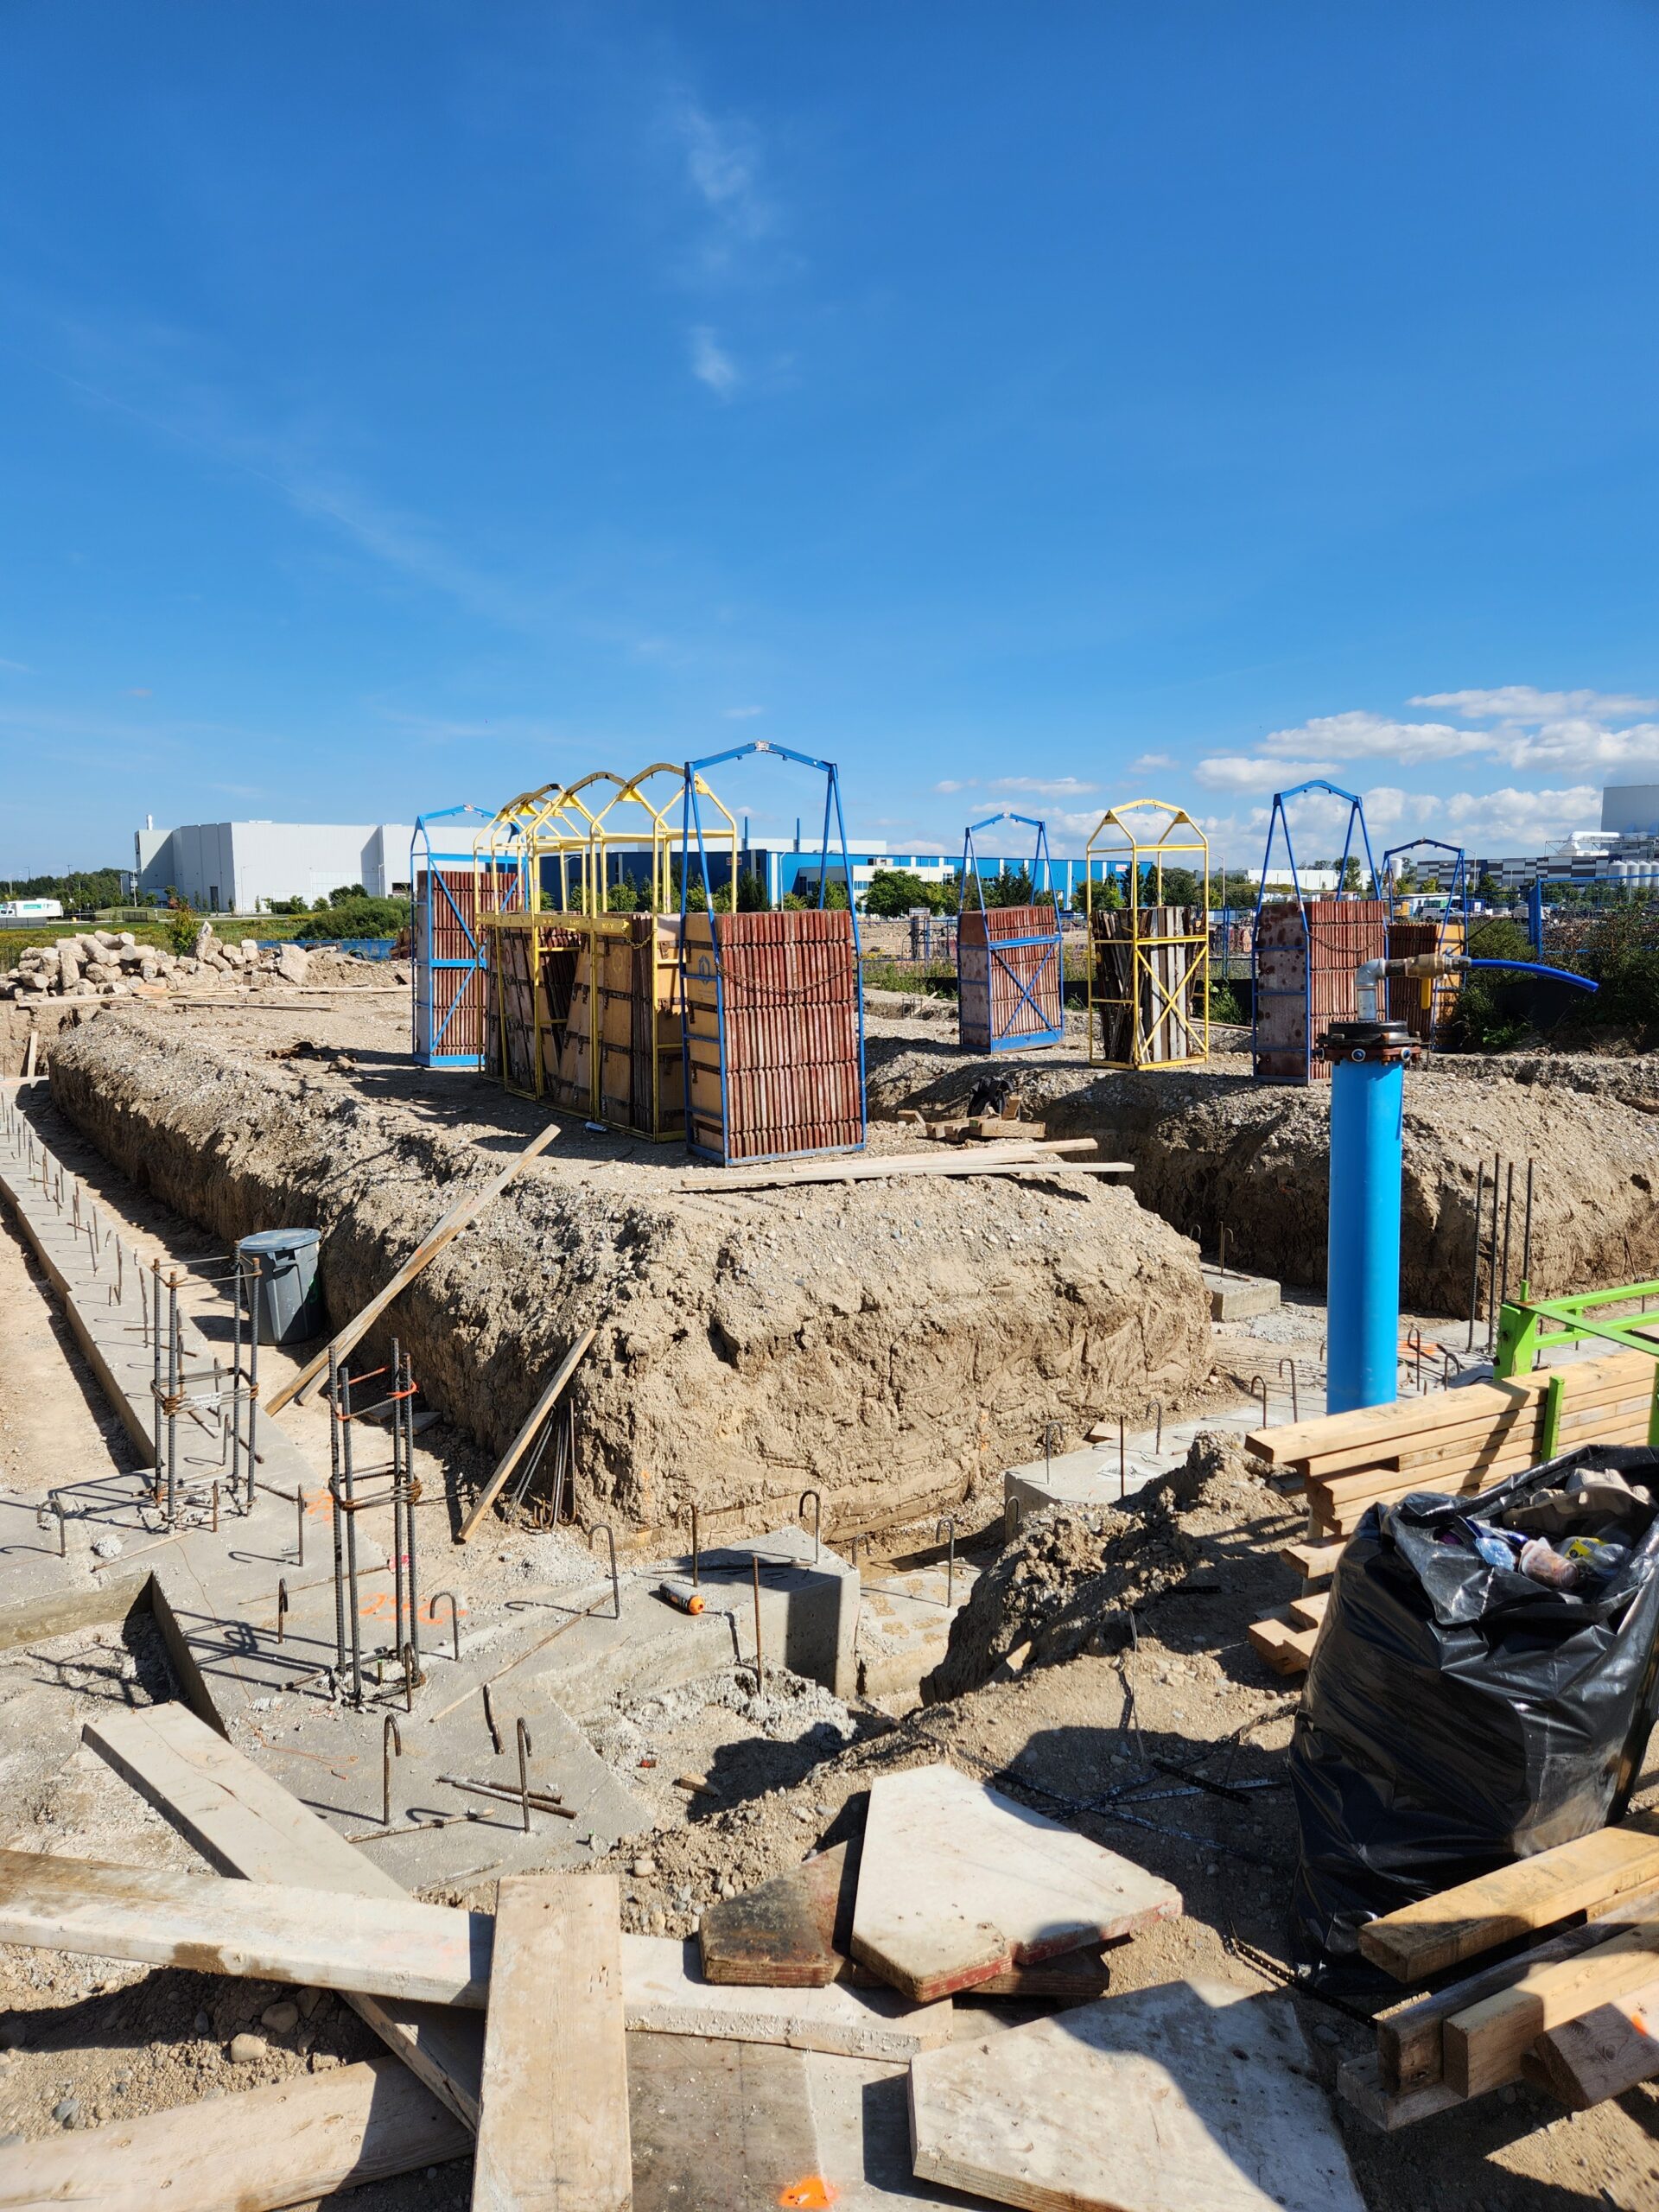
(1322, 956), (1596, 1416)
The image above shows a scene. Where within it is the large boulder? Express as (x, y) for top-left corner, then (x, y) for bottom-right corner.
(274, 944), (311, 987)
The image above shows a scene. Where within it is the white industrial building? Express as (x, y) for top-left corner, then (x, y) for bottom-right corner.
(133, 820), (416, 913)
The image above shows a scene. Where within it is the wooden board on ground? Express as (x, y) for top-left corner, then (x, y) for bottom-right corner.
(1280, 1538), (1345, 1580)
(1525, 1970), (1659, 2108)
(699, 1837), (1115, 2000)
(0, 1846), (493, 2008)
(84, 1700), (487, 2129)
(908, 1977), (1364, 2211)
(849, 1764), (1179, 2001)
(1359, 1816), (1659, 1982)
(1444, 1892), (1659, 2098)
(0, 2055), (468, 2212)
(474, 1874), (630, 2212)
(626, 1935), (951, 2057)
(628, 2036), (825, 2212)
(1336, 2052), (1465, 2133)
(677, 1152), (1130, 1195)
(1247, 1611), (1318, 1675)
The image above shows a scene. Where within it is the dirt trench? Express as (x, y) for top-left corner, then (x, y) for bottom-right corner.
(46, 1010), (1211, 1536)
(863, 1019), (1659, 1312)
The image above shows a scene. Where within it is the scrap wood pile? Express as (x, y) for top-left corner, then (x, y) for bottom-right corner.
(2, 1707), (1365, 2210)
(1339, 1815), (1659, 2131)
(1244, 1347), (1659, 1674)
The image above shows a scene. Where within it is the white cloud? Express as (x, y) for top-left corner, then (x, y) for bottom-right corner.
(933, 778), (976, 794)
(988, 775), (1098, 798)
(1258, 710), (1487, 766)
(1195, 754), (1334, 791)
(1130, 753), (1177, 772)
(690, 326), (740, 398)
(124, 686), (152, 698)
(677, 101), (772, 243)
(1412, 686), (1659, 722)
(0, 656), (31, 673)
(722, 704), (765, 719)
(1192, 782), (1603, 861)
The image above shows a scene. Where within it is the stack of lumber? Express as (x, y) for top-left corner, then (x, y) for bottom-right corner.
(1337, 1815), (1659, 2129)
(1245, 1350), (1659, 1675)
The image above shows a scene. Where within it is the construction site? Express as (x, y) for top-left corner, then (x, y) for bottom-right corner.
(4, 761), (1659, 2212)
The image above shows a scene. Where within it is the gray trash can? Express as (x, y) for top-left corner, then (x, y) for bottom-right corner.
(236, 1227), (326, 1346)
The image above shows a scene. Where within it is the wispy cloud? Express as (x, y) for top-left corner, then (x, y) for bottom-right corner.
(0, 656), (31, 673)
(675, 99), (774, 262)
(1213, 687), (1659, 783)
(690, 326), (741, 398)
(988, 775), (1098, 798)
(1412, 686), (1659, 722)
(933, 778), (976, 794)
(124, 686), (152, 697)
(1191, 782), (1604, 860)
(1196, 754), (1334, 791)
(722, 704), (765, 719)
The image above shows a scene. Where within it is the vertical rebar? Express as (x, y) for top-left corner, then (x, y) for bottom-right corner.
(391, 1338), (406, 1669)
(1467, 1161), (1485, 1351)
(1484, 1151), (1503, 1354)
(751, 1555), (764, 1694)
(340, 1363), (363, 1704)
(230, 1252), (243, 1504)
(1521, 1158), (1535, 1297)
(383, 1715), (402, 1827)
(244, 1257), (259, 1515)
(166, 1274), (181, 1525)
(295, 1487), (305, 1569)
(482, 1681), (503, 1755)
(1497, 1160), (1516, 1346)
(150, 1260), (163, 1483)
(327, 1346), (346, 1676)
(516, 1718), (533, 1834)
(403, 1356), (422, 1679)
(1118, 1413), (1126, 1500)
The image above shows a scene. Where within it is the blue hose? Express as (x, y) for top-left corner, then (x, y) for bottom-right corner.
(1465, 958), (1599, 992)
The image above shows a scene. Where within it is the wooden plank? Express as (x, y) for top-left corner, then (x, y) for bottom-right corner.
(1444, 1895), (1659, 2097)
(1376, 1890), (1659, 2090)
(0, 1847), (493, 2008)
(0, 2055), (468, 2212)
(1294, 1370), (1650, 1480)
(474, 1874), (631, 2212)
(1526, 1971), (1659, 2108)
(624, 1934), (951, 2057)
(909, 1978), (1365, 2212)
(1335, 2052), (1464, 2133)
(678, 1153), (1132, 1194)
(84, 1701), (487, 2129)
(1247, 1611), (1317, 1675)
(1279, 1538), (1345, 1580)
(849, 1764), (1179, 2002)
(628, 2037), (823, 2212)
(1359, 1817), (1659, 1983)
(1287, 1590), (1329, 1632)
(267, 1118), (562, 1413)
(697, 1838), (1114, 2000)
(457, 1328), (597, 1542)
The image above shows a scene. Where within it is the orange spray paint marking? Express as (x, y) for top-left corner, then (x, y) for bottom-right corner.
(779, 2180), (837, 2209)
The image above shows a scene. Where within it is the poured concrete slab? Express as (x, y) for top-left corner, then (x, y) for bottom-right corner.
(855, 1561), (977, 1698)
(1003, 1446), (1165, 1521)
(1203, 1266), (1281, 1322)
(909, 1978), (1365, 2212)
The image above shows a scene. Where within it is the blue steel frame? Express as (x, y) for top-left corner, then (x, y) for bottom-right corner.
(679, 739), (867, 1166)
(957, 811), (1065, 1052)
(1382, 837), (1471, 1046)
(1251, 779), (1379, 1083)
(410, 804), (496, 1069)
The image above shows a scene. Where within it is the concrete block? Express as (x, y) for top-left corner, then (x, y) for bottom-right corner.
(855, 1562), (977, 1699)
(1003, 1446), (1165, 1522)
(1202, 1266), (1281, 1321)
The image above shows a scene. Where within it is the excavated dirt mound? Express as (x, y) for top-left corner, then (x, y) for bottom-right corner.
(864, 1017), (1659, 1310)
(919, 1432), (1262, 1703)
(48, 1010), (1210, 1535)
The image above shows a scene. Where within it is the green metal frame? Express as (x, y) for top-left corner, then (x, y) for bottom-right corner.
(1494, 1280), (1659, 1454)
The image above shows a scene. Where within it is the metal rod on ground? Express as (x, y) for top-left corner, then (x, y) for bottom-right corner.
(482, 1681), (502, 1755)
(937, 1516), (957, 1607)
(516, 1718), (533, 1834)
(327, 1347), (346, 1677)
(1249, 1375), (1268, 1426)
(38, 1497), (65, 1559)
(1467, 1160), (1485, 1351)
(751, 1555), (764, 1694)
(1276, 1362), (1298, 1422)
(295, 1488), (305, 1569)
(1148, 1398), (1164, 1452)
(440, 1774), (574, 1819)
(383, 1715), (402, 1827)
(276, 1579), (289, 1644)
(432, 1591), (461, 1663)
(341, 1363), (364, 1705)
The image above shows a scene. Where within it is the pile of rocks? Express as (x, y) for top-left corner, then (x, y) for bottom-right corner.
(0, 926), (310, 1005)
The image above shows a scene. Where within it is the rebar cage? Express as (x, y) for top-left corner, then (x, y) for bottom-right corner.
(1084, 798), (1211, 1068)
(956, 811), (1065, 1052)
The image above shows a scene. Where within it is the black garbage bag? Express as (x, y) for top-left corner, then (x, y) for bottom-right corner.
(1288, 1444), (1659, 1991)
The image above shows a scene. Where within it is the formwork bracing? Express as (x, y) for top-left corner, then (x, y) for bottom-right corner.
(680, 740), (868, 1166)
(1250, 779), (1387, 1084)
(956, 812), (1065, 1053)
(1382, 836), (1471, 1046)
(1084, 799), (1211, 1069)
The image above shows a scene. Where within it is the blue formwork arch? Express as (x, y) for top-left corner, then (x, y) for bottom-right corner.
(410, 804), (495, 1069)
(957, 811), (1065, 1052)
(1382, 836), (1471, 1045)
(679, 739), (867, 1164)
(1251, 779), (1380, 1082)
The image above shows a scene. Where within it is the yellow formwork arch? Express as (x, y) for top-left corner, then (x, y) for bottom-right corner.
(1084, 798), (1211, 1068)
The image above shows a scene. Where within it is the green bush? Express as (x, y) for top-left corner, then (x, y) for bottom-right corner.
(1207, 980), (1245, 1025)
(1467, 916), (1534, 964)
(606, 880), (639, 912)
(864, 868), (943, 918)
(163, 906), (200, 957)
(296, 896), (409, 941)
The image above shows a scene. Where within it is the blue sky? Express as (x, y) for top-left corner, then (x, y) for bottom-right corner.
(4, 1), (1659, 879)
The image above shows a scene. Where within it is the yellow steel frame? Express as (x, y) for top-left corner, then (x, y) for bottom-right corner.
(1084, 798), (1211, 1069)
(476, 760), (738, 1135)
